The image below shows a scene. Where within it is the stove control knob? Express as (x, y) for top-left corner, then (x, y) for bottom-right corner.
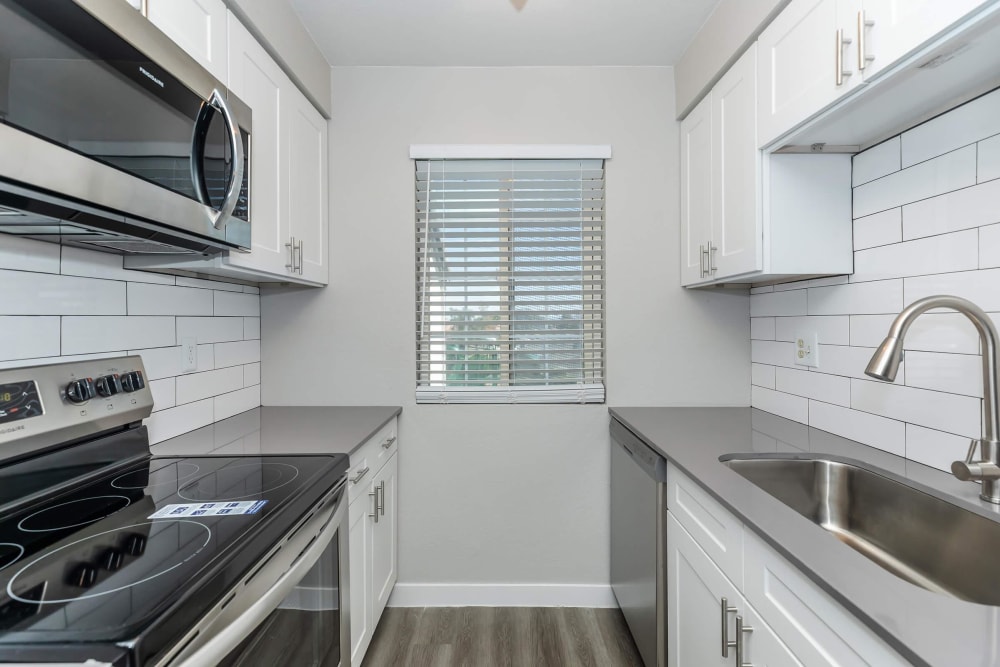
(67, 563), (99, 588)
(99, 549), (124, 571)
(124, 533), (146, 557)
(95, 374), (123, 398)
(121, 371), (145, 393)
(66, 378), (96, 404)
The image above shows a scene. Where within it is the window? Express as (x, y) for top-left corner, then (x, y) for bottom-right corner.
(415, 156), (606, 404)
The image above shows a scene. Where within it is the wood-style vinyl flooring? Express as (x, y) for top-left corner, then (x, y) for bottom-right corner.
(361, 607), (644, 667)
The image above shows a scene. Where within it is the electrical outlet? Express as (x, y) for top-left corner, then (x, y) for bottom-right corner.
(181, 337), (198, 372)
(794, 332), (819, 368)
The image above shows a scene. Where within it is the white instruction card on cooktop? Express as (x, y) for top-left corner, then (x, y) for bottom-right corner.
(149, 500), (268, 519)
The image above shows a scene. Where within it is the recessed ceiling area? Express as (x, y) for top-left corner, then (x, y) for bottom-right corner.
(289, 0), (723, 67)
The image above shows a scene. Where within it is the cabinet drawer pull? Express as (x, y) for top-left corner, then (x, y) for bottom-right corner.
(351, 466), (370, 484)
(721, 597), (738, 657)
(369, 489), (379, 523)
(285, 236), (297, 271)
(736, 614), (754, 667)
(369, 481), (385, 522)
(836, 29), (853, 86)
(709, 244), (718, 274)
(382, 435), (397, 449)
(857, 11), (875, 71)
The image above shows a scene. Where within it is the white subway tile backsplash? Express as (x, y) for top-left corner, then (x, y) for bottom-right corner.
(853, 208), (902, 251)
(62, 316), (175, 355)
(850, 313), (980, 354)
(901, 89), (1000, 167)
(215, 386), (261, 421)
(149, 378), (176, 412)
(0, 270), (125, 315)
(214, 291), (260, 317)
(905, 268), (1000, 311)
(852, 136), (900, 186)
(851, 229), (977, 283)
(0, 317), (60, 361)
(775, 367), (850, 406)
(0, 351), (125, 371)
(979, 223), (1000, 269)
(979, 133), (1000, 183)
(751, 340), (797, 368)
(903, 178), (1000, 240)
(215, 340), (260, 368)
(807, 280), (902, 316)
(144, 398), (215, 443)
(751, 386), (808, 423)
(61, 246), (174, 285)
(127, 284), (213, 316)
(750, 317), (776, 340)
(749, 289), (807, 317)
(176, 317), (245, 345)
(244, 362), (261, 386)
(176, 366), (244, 405)
(131, 344), (214, 381)
(751, 363), (775, 389)
(904, 424), (971, 473)
(243, 317), (261, 340)
(813, 344), (893, 381)
(853, 146), (976, 218)
(808, 401), (905, 457)
(850, 379), (981, 439)
(774, 316), (849, 345)
(902, 350), (982, 397)
(0, 236), (60, 274)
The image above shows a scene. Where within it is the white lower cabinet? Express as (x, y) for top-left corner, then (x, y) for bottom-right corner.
(667, 464), (905, 667)
(668, 513), (801, 667)
(347, 419), (399, 666)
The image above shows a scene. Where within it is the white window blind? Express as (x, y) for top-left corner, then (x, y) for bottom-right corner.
(415, 158), (605, 404)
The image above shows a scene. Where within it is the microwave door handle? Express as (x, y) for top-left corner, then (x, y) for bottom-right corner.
(189, 101), (214, 208)
(205, 89), (245, 231)
(169, 494), (346, 667)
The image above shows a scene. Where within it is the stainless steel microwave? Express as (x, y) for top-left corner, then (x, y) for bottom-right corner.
(0, 0), (251, 255)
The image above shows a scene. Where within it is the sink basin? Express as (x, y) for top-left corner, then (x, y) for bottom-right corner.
(721, 455), (1000, 605)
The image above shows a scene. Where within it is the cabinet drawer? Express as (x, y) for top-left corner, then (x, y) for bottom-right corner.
(348, 418), (397, 504)
(667, 462), (744, 589)
(743, 530), (907, 667)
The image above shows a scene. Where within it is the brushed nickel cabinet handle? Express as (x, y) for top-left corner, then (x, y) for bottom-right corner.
(351, 466), (370, 484)
(721, 597), (737, 657)
(296, 239), (304, 274)
(858, 11), (875, 71)
(699, 243), (707, 277)
(382, 435), (397, 449)
(369, 489), (379, 523)
(285, 236), (296, 271)
(379, 481), (386, 517)
(836, 29), (853, 86)
(736, 615), (754, 667)
(710, 244), (718, 274)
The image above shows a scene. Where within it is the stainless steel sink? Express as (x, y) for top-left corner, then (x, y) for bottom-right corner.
(721, 455), (1000, 605)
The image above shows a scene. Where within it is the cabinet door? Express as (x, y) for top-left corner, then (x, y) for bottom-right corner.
(226, 14), (291, 277)
(711, 44), (762, 279)
(285, 87), (329, 285)
(859, 0), (987, 79)
(680, 94), (713, 286)
(371, 454), (398, 624)
(757, 0), (863, 148)
(348, 493), (374, 666)
(147, 0), (228, 85)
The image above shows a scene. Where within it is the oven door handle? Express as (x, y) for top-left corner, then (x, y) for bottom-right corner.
(172, 492), (346, 667)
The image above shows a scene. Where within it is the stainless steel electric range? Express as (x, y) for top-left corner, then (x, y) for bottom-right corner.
(0, 356), (350, 666)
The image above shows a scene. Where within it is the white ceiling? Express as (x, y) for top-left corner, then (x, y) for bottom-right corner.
(289, 0), (722, 67)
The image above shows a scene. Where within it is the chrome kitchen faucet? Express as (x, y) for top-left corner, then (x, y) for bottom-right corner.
(865, 295), (1000, 504)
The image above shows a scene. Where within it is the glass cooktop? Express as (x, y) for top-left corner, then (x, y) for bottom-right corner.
(0, 452), (347, 648)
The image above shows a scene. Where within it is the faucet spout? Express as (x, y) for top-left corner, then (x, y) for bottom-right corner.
(866, 295), (1000, 503)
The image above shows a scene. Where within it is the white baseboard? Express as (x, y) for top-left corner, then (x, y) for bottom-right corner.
(387, 583), (617, 608)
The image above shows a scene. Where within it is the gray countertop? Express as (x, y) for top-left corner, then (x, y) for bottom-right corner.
(610, 406), (1000, 667)
(150, 406), (401, 458)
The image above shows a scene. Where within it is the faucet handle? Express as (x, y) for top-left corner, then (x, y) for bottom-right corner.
(952, 439), (1000, 481)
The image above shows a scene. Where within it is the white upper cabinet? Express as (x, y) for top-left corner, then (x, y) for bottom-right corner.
(146, 0), (229, 85)
(858, 0), (988, 79)
(679, 94), (713, 285)
(711, 43), (761, 279)
(757, 0), (863, 148)
(286, 87), (329, 285)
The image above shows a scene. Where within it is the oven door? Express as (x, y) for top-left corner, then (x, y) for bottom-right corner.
(167, 483), (348, 667)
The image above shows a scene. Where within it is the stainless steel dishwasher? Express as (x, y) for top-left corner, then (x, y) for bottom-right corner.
(610, 417), (667, 667)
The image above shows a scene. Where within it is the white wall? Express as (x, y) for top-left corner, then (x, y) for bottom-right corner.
(750, 88), (1000, 474)
(261, 65), (749, 605)
(0, 237), (261, 443)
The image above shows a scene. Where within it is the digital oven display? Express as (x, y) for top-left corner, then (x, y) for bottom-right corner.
(0, 381), (43, 425)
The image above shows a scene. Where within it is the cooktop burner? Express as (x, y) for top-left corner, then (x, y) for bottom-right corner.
(7, 521), (211, 605)
(111, 462), (200, 490)
(0, 545), (23, 573)
(178, 462), (301, 502)
(17, 495), (132, 533)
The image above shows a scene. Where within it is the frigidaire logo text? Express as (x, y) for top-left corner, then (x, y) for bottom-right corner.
(0, 425), (25, 436)
(139, 66), (165, 88)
